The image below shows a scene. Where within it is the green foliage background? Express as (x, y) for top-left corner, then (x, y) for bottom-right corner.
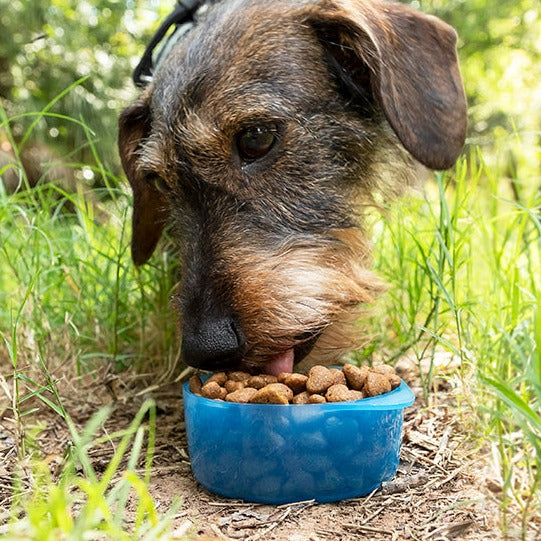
(1, 0), (540, 172)
(0, 0), (170, 169)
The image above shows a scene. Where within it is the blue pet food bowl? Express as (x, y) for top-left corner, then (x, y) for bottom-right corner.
(183, 376), (414, 504)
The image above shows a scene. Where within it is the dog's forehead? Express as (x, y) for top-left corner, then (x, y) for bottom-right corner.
(150, 0), (333, 122)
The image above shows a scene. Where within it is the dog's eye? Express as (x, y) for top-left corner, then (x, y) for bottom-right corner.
(144, 173), (171, 194)
(236, 125), (277, 162)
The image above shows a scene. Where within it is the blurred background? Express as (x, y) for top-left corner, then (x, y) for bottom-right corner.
(0, 0), (168, 187)
(0, 0), (539, 185)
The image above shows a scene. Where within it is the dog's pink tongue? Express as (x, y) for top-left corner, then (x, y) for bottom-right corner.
(264, 348), (294, 376)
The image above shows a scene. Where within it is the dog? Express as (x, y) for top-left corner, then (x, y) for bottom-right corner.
(118, 0), (467, 376)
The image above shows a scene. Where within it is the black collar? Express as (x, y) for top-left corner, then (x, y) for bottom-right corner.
(133, 0), (203, 88)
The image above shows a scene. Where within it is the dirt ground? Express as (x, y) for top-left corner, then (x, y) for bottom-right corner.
(0, 360), (509, 540)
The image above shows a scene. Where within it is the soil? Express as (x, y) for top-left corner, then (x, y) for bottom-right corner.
(0, 360), (507, 540)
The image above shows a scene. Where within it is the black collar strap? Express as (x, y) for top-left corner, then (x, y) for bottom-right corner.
(133, 0), (203, 88)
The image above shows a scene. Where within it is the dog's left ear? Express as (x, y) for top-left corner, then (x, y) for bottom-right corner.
(306, 0), (467, 170)
(118, 97), (169, 265)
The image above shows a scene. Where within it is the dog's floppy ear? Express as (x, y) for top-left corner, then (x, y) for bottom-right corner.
(118, 97), (169, 265)
(306, 0), (467, 170)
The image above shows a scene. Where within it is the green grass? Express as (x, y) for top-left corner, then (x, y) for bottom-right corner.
(1, 94), (540, 539)
(2, 399), (182, 540)
(1, 100), (183, 539)
(368, 144), (540, 537)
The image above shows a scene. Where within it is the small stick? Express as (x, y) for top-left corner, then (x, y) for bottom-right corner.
(380, 472), (429, 495)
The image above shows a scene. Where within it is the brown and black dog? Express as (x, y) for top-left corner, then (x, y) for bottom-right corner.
(118, 0), (466, 376)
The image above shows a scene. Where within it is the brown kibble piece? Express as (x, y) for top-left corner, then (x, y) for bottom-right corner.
(329, 368), (347, 386)
(227, 371), (251, 382)
(306, 365), (334, 394)
(325, 383), (349, 402)
(326, 384), (350, 402)
(342, 364), (368, 391)
(201, 381), (228, 400)
(326, 384), (363, 402)
(371, 365), (396, 376)
(247, 374), (278, 389)
(247, 376), (266, 389)
(389, 374), (401, 389)
(278, 373), (308, 394)
(308, 394), (326, 404)
(207, 372), (227, 385)
(189, 375), (202, 395)
(265, 383), (294, 401)
(364, 371), (392, 397)
(225, 380), (244, 393)
(225, 387), (258, 403)
(292, 392), (311, 404)
(250, 383), (293, 404)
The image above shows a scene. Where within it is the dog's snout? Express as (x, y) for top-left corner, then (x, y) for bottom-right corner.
(181, 317), (245, 370)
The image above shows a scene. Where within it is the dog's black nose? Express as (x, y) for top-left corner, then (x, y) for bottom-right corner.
(181, 317), (245, 370)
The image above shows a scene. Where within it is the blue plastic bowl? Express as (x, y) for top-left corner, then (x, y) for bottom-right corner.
(183, 377), (414, 504)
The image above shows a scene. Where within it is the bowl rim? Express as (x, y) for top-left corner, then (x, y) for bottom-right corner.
(183, 376), (415, 411)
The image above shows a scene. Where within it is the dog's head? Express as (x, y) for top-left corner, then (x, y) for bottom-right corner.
(119, 0), (466, 374)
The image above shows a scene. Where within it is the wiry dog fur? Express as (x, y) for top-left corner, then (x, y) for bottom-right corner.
(118, 0), (466, 373)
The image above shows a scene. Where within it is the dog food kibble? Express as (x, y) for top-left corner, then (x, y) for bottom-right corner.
(326, 384), (364, 402)
(207, 372), (228, 386)
(247, 374), (278, 389)
(251, 383), (293, 404)
(306, 365), (335, 394)
(371, 365), (395, 376)
(364, 371), (392, 397)
(291, 391), (326, 404)
(329, 368), (347, 386)
(190, 363), (401, 404)
(388, 374), (402, 390)
(227, 371), (251, 382)
(225, 380), (244, 393)
(201, 380), (228, 400)
(278, 372), (308, 394)
(291, 391), (311, 404)
(189, 374), (203, 395)
(225, 387), (258, 403)
(342, 363), (368, 390)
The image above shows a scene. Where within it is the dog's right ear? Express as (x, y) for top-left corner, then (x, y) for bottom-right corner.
(118, 98), (169, 265)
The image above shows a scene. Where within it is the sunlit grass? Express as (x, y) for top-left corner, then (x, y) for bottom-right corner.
(1, 91), (539, 538)
(1, 100), (182, 538)
(368, 143), (540, 538)
(2, 400), (182, 540)
(0, 109), (179, 374)
(0, 183), (179, 371)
